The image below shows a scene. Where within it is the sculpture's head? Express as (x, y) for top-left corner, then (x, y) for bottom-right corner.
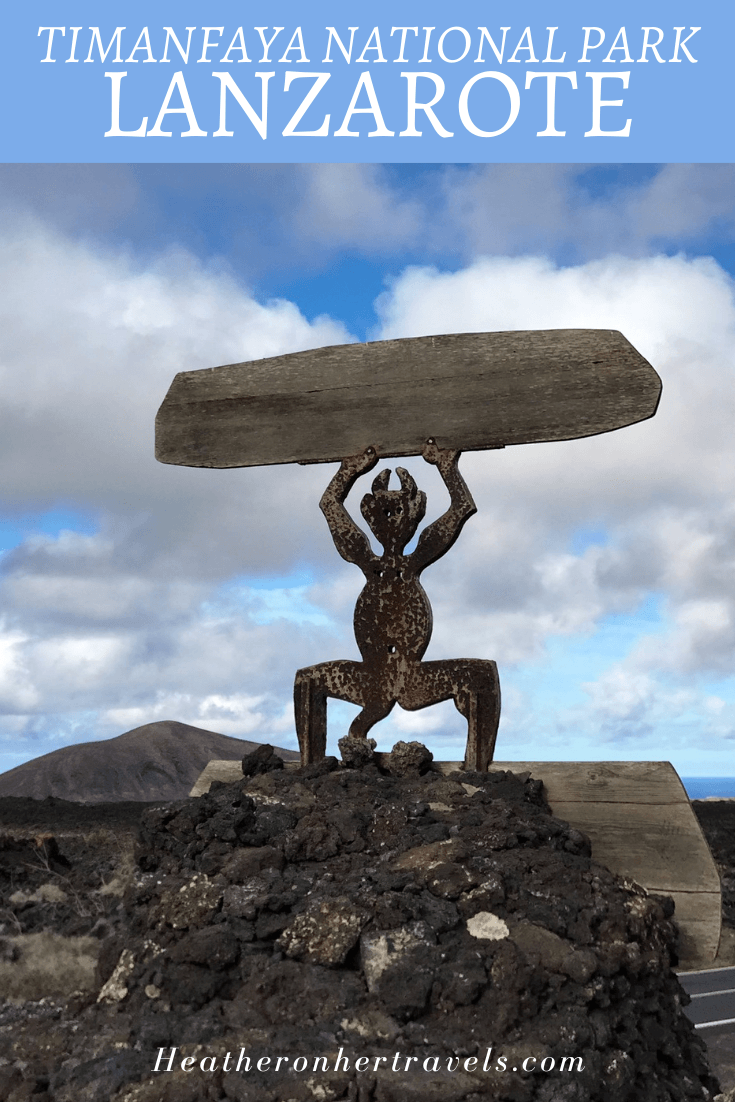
(360, 467), (426, 553)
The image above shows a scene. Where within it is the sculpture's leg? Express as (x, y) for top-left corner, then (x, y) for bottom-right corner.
(452, 660), (501, 772)
(294, 660), (392, 765)
(399, 659), (501, 772)
(348, 698), (395, 739)
(294, 669), (327, 766)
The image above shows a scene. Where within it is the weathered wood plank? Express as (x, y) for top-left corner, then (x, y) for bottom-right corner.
(549, 801), (721, 893)
(156, 329), (662, 469)
(490, 760), (721, 965)
(663, 893), (722, 965)
(492, 762), (720, 890)
(490, 760), (691, 805)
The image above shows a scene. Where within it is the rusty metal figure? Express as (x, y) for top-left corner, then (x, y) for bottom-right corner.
(294, 439), (500, 770)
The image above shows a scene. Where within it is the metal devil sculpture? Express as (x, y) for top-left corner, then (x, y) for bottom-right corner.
(155, 329), (661, 769)
(294, 439), (500, 769)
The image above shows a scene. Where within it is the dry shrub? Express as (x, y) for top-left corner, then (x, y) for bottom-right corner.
(0, 931), (99, 1001)
(9, 882), (68, 905)
(97, 843), (136, 898)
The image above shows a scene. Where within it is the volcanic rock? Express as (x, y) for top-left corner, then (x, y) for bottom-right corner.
(0, 749), (722, 1101)
(338, 734), (378, 769)
(385, 739), (434, 776)
(693, 800), (735, 929)
(241, 744), (285, 778)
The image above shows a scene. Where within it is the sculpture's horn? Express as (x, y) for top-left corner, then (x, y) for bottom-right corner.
(371, 469), (391, 493)
(396, 468), (418, 498)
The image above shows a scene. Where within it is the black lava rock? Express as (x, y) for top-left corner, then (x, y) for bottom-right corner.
(0, 752), (722, 1101)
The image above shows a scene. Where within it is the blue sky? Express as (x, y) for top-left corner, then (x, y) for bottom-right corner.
(0, 163), (734, 776)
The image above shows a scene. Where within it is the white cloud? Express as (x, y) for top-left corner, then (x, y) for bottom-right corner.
(390, 702), (455, 735)
(2, 216), (735, 765)
(0, 219), (357, 750)
(293, 164), (423, 252)
(430, 165), (735, 261)
(105, 691), (267, 738)
(580, 666), (689, 732)
(0, 217), (350, 513)
(6, 165), (735, 281)
(369, 253), (735, 729)
(0, 627), (39, 712)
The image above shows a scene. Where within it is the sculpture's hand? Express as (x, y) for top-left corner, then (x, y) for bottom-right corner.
(321, 446), (380, 570)
(422, 438), (459, 471)
(413, 438), (474, 572)
(339, 446), (380, 478)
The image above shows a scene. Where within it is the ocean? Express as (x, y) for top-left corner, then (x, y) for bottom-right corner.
(681, 777), (735, 799)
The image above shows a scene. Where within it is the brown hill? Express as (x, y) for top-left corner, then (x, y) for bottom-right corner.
(0, 720), (299, 803)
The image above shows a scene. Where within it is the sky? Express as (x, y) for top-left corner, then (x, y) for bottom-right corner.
(0, 162), (734, 777)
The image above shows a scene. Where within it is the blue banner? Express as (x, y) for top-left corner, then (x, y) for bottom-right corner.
(3, 1), (726, 162)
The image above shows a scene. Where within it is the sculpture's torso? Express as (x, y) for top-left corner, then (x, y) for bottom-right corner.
(353, 555), (432, 664)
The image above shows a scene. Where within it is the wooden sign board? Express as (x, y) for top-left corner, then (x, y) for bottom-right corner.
(155, 329), (661, 469)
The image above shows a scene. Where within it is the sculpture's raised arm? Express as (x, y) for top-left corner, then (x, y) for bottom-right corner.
(412, 440), (477, 572)
(319, 447), (380, 570)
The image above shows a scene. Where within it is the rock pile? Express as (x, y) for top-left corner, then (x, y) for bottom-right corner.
(1, 743), (721, 1101)
(693, 800), (735, 930)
